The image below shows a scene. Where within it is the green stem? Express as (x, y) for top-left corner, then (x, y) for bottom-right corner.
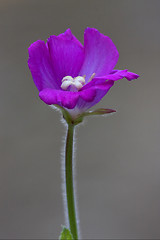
(65, 123), (78, 240)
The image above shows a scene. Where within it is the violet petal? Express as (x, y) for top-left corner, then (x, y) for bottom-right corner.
(47, 29), (84, 84)
(28, 40), (59, 91)
(79, 28), (119, 82)
(94, 69), (140, 81)
(39, 88), (80, 109)
(75, 80), (114, 112)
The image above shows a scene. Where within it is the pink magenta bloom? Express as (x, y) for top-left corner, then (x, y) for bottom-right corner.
(28, 28), (139, 117)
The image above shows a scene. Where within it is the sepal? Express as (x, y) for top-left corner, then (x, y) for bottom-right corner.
(54, 104), (83, 125)
(59, 226), (73, 240)
(83, 108), (116, 117)
(55, 105), (116, 126)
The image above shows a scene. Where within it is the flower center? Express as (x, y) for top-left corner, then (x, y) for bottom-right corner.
(61, 73), (96, 92)
(61, 76), (86, 91)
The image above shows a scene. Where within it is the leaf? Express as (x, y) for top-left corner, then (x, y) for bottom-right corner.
(83, 108), (116, 117)
(59, 226), (73, 240)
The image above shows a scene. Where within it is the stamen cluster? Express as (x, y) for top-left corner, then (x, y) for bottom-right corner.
(61, 76), (85, 91)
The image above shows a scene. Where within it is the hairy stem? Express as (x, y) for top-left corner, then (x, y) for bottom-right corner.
(65, 123), (78, 239)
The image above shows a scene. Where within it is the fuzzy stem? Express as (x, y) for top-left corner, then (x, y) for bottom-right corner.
(65, 123), (78, 239)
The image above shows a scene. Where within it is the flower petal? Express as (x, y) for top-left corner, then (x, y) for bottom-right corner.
(93, 69), (140, 81)
(39, 88), (79, 109)
(79, 28), (119, 82)
(75, 80), (114, 112)
(47, 29), (84, 83)
(39, 79), (114, 114)
(79, 88), (96, 102)
(28, 40), (59, 91)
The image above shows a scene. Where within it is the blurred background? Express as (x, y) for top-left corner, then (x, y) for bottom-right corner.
(0, 0), (160, 239)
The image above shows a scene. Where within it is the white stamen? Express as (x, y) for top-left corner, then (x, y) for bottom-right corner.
(74, 81), (83, 90)
(61, 75), (86, 91)
(61, 73), (96, 91)
(88, 73), (96, 82)
(61, 80), (73, 90)
(74, 76), (85, 85)
(62, 76), (73, 82)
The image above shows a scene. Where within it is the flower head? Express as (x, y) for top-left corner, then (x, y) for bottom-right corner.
(28, 28), (139, 119)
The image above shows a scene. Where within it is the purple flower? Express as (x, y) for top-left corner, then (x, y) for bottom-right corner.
(28, 28), (139, 118)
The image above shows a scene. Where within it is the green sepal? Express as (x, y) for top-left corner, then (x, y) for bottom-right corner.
(55, 105), (116, 126)
(54, 104), (84, 125)
(83, 108), (116, 117)
(59, 226), (73, 240)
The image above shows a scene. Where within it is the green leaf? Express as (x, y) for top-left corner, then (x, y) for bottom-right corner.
(59, 226), (73, 240)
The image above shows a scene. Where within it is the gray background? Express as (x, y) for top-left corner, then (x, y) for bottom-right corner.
(0, 0), (160, 239)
